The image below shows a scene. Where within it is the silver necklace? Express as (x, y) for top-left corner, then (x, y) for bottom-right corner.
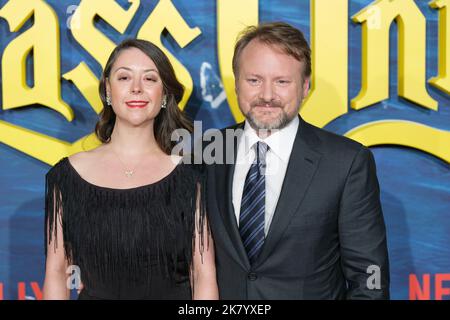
(112, 150), (146, 178)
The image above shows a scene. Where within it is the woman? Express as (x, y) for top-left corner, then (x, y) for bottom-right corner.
(42, 39), (218, 299)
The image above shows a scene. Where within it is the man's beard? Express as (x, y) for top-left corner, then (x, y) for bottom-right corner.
(244, 98), (298, 130)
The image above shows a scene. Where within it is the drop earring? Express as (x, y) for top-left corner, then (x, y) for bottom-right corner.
(161, 96), (167, 109)
(106, 94), (112, 106)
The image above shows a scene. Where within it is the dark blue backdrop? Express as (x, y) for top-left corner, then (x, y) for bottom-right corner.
(0, 0), (449, 300)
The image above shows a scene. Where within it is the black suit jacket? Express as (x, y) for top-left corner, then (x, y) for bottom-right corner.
(205, 116), (390, 299)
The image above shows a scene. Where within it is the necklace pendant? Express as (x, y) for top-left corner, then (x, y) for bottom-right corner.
(125, 170), (134, 178)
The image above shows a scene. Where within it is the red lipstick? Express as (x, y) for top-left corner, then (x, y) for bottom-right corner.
(126, 100), (148, 108)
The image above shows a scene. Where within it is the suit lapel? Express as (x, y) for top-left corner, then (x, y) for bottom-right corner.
(214, 124), (251, 269)
(255, 117), (322, 266)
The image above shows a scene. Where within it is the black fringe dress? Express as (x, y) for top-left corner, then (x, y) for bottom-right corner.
(44, 157), (207, 300)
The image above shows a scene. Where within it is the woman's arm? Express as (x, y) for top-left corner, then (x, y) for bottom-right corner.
(42, 190), (71, 300)
(191, 220), (219, 300)
(191, 184), (219, 300)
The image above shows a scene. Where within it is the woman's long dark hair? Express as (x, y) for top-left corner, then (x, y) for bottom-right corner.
(95, 39), (193, 155)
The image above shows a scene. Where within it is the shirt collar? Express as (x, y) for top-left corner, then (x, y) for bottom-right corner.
(242, 116), (299, 162)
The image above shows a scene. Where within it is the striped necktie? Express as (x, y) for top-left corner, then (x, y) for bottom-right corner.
(239, 141), (268, 264)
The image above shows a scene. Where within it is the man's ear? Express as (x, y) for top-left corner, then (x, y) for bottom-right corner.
(302, 77), (311, 97)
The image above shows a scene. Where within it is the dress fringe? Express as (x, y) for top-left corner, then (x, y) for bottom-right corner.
(44, 157), (208, 293)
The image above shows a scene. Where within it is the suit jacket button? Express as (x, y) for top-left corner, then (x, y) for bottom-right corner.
(248, 272), (258, 281)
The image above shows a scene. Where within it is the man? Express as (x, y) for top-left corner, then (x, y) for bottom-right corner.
(205, 22), (390, 299)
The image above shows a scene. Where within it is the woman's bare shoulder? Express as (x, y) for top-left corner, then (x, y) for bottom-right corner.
(68, 146), (108, 175)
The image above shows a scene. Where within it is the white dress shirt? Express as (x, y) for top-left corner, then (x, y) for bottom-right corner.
(232, 117), (299, 235)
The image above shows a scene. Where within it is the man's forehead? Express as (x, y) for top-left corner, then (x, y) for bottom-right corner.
(241, 40), (302, 65)
(240, 53), (304, 75)
(244, 39), (287, 54)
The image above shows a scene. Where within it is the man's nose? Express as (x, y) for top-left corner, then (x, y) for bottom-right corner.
(259, 81), (275, 102)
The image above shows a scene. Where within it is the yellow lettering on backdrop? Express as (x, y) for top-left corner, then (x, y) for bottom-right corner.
(63, 64), (103, 114)
(0, 0), (72, 120)
(0, 0), (449, 164)
(63, 0), (140, 114)
(345, 120), (450, 163)
(429, 0), (450, 94)
(0, 0), (116, 165)
(351, 0), (437, 110)
(137, 0), (201, 109)
(0, 120), (100, 166)
(348, 0), (449, 162)
(301, 0), (348, 128)
(217, 0), (258, 123)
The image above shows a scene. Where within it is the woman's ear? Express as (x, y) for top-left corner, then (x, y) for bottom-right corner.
(105, 77), (111, 95)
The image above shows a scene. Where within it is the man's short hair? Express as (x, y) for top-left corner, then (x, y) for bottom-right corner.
(232, 21), (311, 79)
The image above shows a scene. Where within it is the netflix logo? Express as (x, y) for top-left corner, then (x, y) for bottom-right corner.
(0, 282), (43, 300)
(409, 274), (450, 300)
